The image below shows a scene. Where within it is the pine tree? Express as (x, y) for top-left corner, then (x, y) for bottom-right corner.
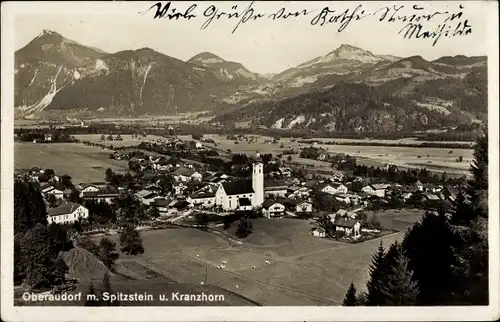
(343, 282), (358, 306)
(120, 225), (144, 255)
(99, 238), (119, 268)
(84, 282), (101, 306)
(366, 241), (386, 305)
(380, 246), (419, 306)
(101, 272), (118, 306)
(450, 186), (475, 226)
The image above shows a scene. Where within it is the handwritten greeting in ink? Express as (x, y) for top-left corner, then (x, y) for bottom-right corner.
(141, 1), (472, 46)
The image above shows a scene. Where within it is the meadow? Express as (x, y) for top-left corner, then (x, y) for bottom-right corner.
(201, 135), (473, 175)
(99, 216), (418, 305)
(14, 142), (128, 183)
(73, 134), (168, 147)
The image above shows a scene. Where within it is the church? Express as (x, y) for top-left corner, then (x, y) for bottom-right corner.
(215, 162), (264, 211)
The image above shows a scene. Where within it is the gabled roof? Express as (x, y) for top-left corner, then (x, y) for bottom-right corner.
(262, 199), (284, 208)
(173, 167), (197, 177)
(134, 189), (155, 199)
(222, 180), (254, 196)
(333, 217), (359, 228)
(48, 203), (84, 217)
(153, 198), (170, 207)
(191, 192), (216, 199)
(79, 183), (100, 190)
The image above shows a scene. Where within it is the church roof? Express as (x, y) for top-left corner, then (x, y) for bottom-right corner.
(222, 179), (254, 196)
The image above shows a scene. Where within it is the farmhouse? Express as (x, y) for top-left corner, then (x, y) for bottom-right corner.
(362, 184), (390, 198)
(333, 217), (362, 238)
(318, 182), (348, 195)
(296, 200), (313, 213)
(82, 186), (119, 204)
(279, 167), (292, 177)
(311, 227), (326, 238)
(215, 163), (264, 211)
(172, 167), (203, 182)
(78, 183), (101, 197)
(262, 199), (285, 219)
(47, 202), (89, 225)
(43, 185), (65, 200)
(188, 192), (216, 208)
(264, 185), (288, 198)
(134, 189), (160, 205)
(152, 198), (170, 216)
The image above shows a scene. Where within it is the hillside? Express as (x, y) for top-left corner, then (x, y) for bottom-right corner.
(213, 71), (487, 132)
(187, 52), (263, 84)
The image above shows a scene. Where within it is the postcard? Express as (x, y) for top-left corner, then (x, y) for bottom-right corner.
(1, 1), (499, 321)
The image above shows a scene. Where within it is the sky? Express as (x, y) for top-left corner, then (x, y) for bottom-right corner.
(11, 1), (496, 74)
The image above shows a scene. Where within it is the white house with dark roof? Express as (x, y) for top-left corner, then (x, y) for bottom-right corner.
(47, 203), (88, 224)
(188, 192), (216, 208)
(362, 184), (390, 198)
(262, 199), (285, 218)
(318, 182), (348, 195)
(172, 167), (203, 182)
(296, 200), (313, 213)
(215, 163), (264, 211)
(78, 183), (100, 197)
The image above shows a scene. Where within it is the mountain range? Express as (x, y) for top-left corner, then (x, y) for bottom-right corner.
(14, 30), (487, 132)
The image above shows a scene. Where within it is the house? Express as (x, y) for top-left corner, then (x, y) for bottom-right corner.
(264, 185), (288, 198)
(311, 227), (326, 238)
(215, 163), (264, 211)
(78, 183), (101, 197)
(414, 180), (424, 192)
(402, 192), (413, 202)
(262, 200), (285, 219)
(334, 209), (357, 219)
(152, 198), (170, 216)
(172, 167), (203, 182)
(44, 133), (53, 142)
(421, 192), (441, 202)
(287, 186), (311, 199)
(296, 200), (313, 213)
(45, 186), (65, 200)
(81, 186), (120, 204)
(47, 203), (88, 224)
(173, 182), (188, 196)
(333, 217), (362, 238)
(134, 189), (160, 205)
(318, 182), (348, 195)
(361, 184), (390, 198)
(188, 192), (216, 208)
(335, 193), (351, 204)
(279, 167), (292, 177)
(195, 141), (203, 149)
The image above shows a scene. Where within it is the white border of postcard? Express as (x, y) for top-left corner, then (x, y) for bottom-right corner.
(2, 1), (499, 321)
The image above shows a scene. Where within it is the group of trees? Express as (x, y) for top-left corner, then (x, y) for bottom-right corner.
(343, 129), (488, 306)
(84, 273), (119, 306)
(14, 180), (72, 288)
(100, 134), (123, 141)
(16, 129), (74, 143)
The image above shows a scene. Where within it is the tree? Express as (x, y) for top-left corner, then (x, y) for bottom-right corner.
(73, 219), (82, 234)
(235, 216), (253, 238)
(316, 214), (333, 236)
(98, 238), (119, 269)
(48, 222), (74, 253)
(46, 194), (58, 208)
(380, 246), (419, 306)
(51, 254), (69, 286)
(14, 180), (48, 234)
(343, 282), (358, 306)
(20, 224), (58, 289)
(61, 174), (74, 188)
(365, 241), (386, 305)
(105, 168), (114, 183)
(100, 134), (106, 141)
(101, 272), (119, 306)
(120, 225), (144, 255)
(148, 206), (160, 219)
(194, 213), (210, 230)
(84, 282), (101, 306)
(450, 187), (475, 226)
(287, 155), (293, 162)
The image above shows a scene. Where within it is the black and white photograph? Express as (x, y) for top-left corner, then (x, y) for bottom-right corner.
(1, 1), (499, 321)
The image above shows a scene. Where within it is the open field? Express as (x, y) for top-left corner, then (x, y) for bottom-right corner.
(200, 134), (473, 175)
(96, 215), (423, 305)
(15, 142), (128, 183)
(73, 134), (168, 147)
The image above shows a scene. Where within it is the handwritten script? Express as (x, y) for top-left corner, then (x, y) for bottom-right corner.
(141, 2), (472, 46)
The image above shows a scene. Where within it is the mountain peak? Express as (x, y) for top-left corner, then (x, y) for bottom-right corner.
(188, 52), (226, 64)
